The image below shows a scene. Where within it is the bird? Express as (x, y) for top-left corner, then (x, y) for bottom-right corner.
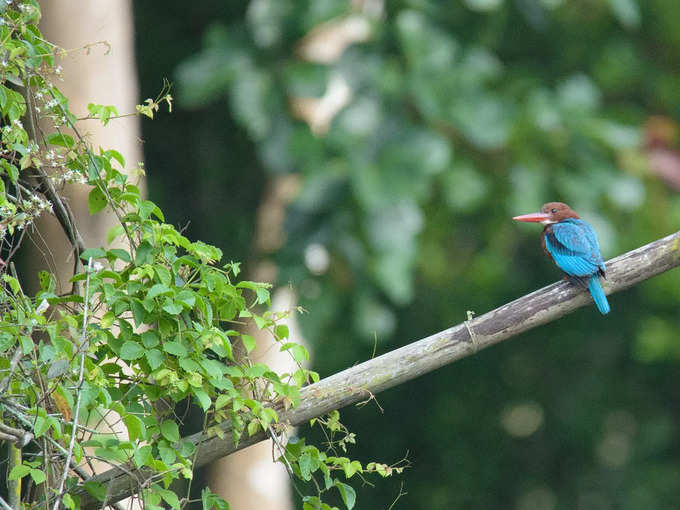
(513, 202), (610, 315)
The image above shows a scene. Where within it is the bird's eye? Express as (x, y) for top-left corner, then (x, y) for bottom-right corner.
(551, 208), (557, 213)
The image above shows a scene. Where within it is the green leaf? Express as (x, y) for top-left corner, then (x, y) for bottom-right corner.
(158, 488), (181, 510)
(255, 287), (270, 304)
(100, 311), (115, 329)
(334, 481), (356, 510)
(158, 444), (176, 465)
(46, 132), (75, 148)
(201, 488), (231, 510)
(193, 388), (211, 411)
(63, 494), (75, 510)
(88, 103), (119, 125)
(124, 414), (146, 442)
(253, 314), (269, 329)
(141, 330), (160, 348)
(163, 341), (188, 357)
(147, 283), (171, 300)
(237, 281), (272, 304)
(80, 248), (106, 260)
(275, 324), (289, 339)
(0, 332), (15, 353)
(179, 357), (201, 373)
(178, 440), (196, 457)
(155, 266), (172, 286)
(139, 200), (157, 220)
(1, 160), (18, 184)
(134, 444), (152, 468)
(131, 300), (146, 326)
(83, 481), (108, 502)
(247, 419), (260, 436)
(244, 364), (267, 378)
(120, 341), (144, 360)
(88, 187), (108, 215)
(176, 289), (196, 308)
(34, 415), (49, 438)
(241, 334), (256, 354)
(343, 460), (362, 478)
(135, 241), (154, 266)
(299, 452), (313, 481)
(280, 342), (309, 362)
(0, 85), (8, 109)
(108, 248), (131, 262)
(200, 359), (225, 379)
(8, 464), (30, 480)
(160, 420), (180, 442)
(146, 349), (163, 370)
(302, 497), (323, 510)
(215, 395), (231, 410)
(104, 149), (126, 168)
(20, 336), (34, 355)
(30, 468), (46, 484)
(38, 270), (56, 292)
(162, 299), (183, 315)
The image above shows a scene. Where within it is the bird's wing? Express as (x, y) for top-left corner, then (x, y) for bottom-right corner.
(576, 220), (607, 273)
(545, 221), (601, 277)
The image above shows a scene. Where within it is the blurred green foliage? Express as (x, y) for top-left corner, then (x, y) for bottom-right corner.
(135, 0), (680, 507)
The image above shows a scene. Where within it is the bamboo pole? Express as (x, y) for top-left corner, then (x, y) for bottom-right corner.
(77, 230), (680, 508)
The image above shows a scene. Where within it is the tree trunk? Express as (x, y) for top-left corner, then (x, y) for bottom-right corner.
(32, 0), (142, 288)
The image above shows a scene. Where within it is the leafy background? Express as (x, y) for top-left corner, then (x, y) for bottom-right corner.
(133, 0), (680, 508)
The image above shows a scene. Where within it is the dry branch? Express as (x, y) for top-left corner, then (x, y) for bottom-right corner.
(80, 230), (680, 508)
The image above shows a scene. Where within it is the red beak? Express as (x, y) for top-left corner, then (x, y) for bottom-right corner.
(512, 212), (551, 223)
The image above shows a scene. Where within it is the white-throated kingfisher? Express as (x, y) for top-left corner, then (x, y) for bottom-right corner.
(513, 202), (610, 315)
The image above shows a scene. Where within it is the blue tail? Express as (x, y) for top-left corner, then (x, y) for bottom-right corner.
(588, 275), (610, 315)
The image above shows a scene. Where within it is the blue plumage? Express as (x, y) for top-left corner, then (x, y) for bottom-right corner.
(588, 275), (610, 315)
(544, 219), (610, 314)
(513, 202), (610, 315)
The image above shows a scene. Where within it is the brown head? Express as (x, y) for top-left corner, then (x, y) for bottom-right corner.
(513, 202), (580, 225)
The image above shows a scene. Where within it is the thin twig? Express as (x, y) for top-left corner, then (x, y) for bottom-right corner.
(0, 346), (23, 394)
(17, 77), (86, 274)
(51, 257), (93, 510)
(0, 403), (93, 484)
(182, 413), (208, 510)
(3, 227), (26, 269)
(0, 495), (15, 510)
(386, 481), (407, 510)
(48, 90), (136, 252)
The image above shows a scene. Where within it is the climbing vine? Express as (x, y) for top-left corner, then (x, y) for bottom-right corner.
(0, 2), (401, 510)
